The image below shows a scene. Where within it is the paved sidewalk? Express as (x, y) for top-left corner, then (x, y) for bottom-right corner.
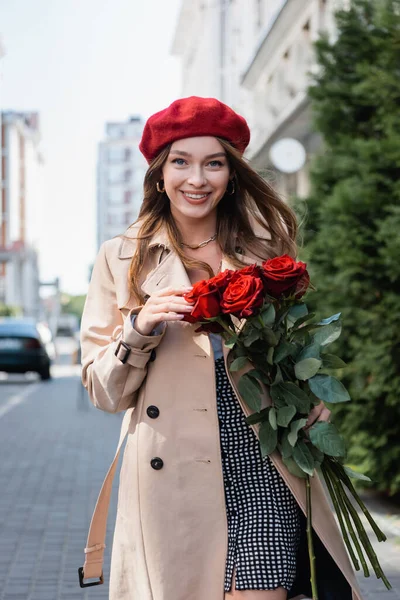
(0, 369), (398, 599)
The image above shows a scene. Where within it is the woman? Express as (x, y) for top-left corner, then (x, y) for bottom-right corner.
(79, 97), (362, 600)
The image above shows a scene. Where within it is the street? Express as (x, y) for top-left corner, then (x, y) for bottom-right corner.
(0, 360), (399, 600)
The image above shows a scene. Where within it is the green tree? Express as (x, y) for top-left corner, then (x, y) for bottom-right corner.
(300, 0), (400, 495)
(61, 294), (87, 323)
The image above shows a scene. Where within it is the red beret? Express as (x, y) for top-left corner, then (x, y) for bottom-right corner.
(139, 96), (250, 163)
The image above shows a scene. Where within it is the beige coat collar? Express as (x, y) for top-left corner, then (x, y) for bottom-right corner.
(116, 219), (271, 297)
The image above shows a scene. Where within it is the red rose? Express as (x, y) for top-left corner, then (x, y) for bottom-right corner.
(183, 279), (222, 324)
(221, 269), (264, 318)
(210, 269), (234, 292)
(262, 255), (309, 299)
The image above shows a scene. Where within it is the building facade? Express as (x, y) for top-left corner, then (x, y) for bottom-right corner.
(172, 0), (347, 198)
(0, 111), (44, 318)
(97, 116), (147, 249)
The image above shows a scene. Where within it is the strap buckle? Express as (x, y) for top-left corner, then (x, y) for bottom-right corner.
(78, 567), (104, 588)
(115, 339), (131, 364)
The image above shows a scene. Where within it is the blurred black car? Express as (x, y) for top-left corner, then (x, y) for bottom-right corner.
(0, 317), (52, 380)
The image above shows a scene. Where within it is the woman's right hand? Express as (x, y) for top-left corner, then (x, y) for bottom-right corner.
(133, 286), (194, 336)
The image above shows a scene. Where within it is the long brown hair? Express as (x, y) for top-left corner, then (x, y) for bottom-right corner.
(126, 138), (298, 303)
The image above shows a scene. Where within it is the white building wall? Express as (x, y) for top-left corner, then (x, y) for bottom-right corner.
(1, 112), (43, 317)
(172, 0), (347, 198)
(97, 117), (147, 249)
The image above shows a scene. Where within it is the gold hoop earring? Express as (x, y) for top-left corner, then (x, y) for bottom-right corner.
(156, 180), (165, 193)
(227, 179), (235, 195)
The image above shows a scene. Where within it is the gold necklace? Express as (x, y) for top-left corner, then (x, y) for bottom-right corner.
(180, 233), (217, 250)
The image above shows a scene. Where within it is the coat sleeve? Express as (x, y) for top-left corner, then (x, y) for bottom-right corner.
(80, 240), (166, 413)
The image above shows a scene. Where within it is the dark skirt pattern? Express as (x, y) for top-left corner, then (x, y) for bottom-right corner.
(215, 357), (302, 592)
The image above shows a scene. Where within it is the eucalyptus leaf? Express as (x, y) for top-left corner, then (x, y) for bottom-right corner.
(238, 374), (262, 413)
(291, 312), (316, 329)
(247, 369), (270, 384)
(262, 328), (279, 347)
(322, 354), (347, 369)
(287, 303), (308, 327)
(224, 335), (238, 349)
(343, 466), (372, 482)
(275, 382), (311, 413)
(292, 439), (316, 476)
(309, 422), (346, 457)
(308, 374), (351, 404)
(259, 421), (278, 458)
(309, 444), (325, 465)
(267, 347), (274, 365)
(281, 430), (294, 459)
(243, 328), (262, 347)
(261, 304), (276, 326)
(276, 405), (297, 427)
(274, 340), (298, 363)
(288, 418), (308, 446)
(273, 365), (283, 385)
(313, 322), (342, 347)
(316, 313), (341, 326)
(245, 407), (270, 425)
(229, 356), (248, 372)
(294, 358), (322, 381)
(297, 343), (321, 362)
(269, 407), (277, 430)
(282, 455), (308, 479)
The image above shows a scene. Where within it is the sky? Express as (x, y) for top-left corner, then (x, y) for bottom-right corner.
(0, 0), (183, 295)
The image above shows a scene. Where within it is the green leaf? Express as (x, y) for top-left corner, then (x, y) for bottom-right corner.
(261, 304), (276, 326)
(291, 312), (316, 329)
(287, 303), (308, 327)
(313, 322), (342, 347)
(343, 466), (372, 482)
(294, 358), (322, 381)
(309, 444), (325, 466)
(262, 328), (279, 347)
(238, 374), (262, 412)
(273, 365), (283, 385)
(276, 405), (297, 427)
(308, 374), (351, 404)
(292, 439), (316, 476)
(309, 422), (346, 457)
(259, 421), (278, 458)
(229, 356), (248, 372)
(274, 340), (298, 363)
(297, 343), (321, 361)
(269, 407), (277, 430)
(243, 328), (261, 347)
(247, 369), (270, 384)
(273, 382), (311, 413)
(288, 418), (308, 446)
(316, 313), (341, 326)
(245, 407), (270, 425)
(266, 346), (274, 365)
(322, 354), (347, 369)
(224, 335), (238, 349)
(282, 455), (307, 479)
(280, 430), (294, 459)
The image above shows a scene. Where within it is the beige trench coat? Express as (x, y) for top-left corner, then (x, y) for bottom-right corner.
(80, 223), (363, 600)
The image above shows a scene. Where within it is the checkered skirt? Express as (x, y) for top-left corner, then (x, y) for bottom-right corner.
(215, 357), (302, 591)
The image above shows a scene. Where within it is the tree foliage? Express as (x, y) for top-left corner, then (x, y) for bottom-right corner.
(299, 0), (400, 495)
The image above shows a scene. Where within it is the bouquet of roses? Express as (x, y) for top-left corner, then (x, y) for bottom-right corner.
(183, 255), (390, 599)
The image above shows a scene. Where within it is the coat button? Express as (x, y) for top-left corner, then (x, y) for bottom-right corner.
(150, 457), (164, 470)
(147, 405), (160, 419)
(149, 349), (156, 362)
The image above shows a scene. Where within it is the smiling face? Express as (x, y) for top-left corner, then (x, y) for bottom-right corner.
(161, 136), (232, 223)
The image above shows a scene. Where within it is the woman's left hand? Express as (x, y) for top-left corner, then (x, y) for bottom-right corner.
(303, 401), (331, 431)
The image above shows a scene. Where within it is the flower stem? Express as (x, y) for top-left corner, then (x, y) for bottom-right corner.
(325, 461), (370, 577)
(306, 475), (319, 600)
(328, 459), (387, 542)
(320, 463), (360, 571)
